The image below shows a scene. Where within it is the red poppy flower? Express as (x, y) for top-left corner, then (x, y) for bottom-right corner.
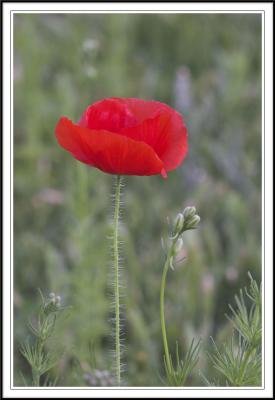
(55, 98), (188, 178)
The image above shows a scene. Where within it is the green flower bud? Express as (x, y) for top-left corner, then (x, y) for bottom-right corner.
(44, 293), (62, 315)
(174, 238), (184, 254)
(185, 215), (200, 230)
(174, 213), (184, 235)
(183, 206), (196, 220)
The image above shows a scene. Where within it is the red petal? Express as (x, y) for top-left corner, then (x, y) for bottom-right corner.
(122, 98), (170, 123)
(78, 98), (139, 133)
(119, 110), (188, 171)
(55, 117), (165, 176)
(55, 117), (95, 165)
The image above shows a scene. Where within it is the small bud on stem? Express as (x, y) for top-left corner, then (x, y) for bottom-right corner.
(174, 238), (184, 255)
(174, 213), (184, 235)
(172, 206), (200, 235)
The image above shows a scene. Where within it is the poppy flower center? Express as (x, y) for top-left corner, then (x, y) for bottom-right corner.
(78, 98), (139, 134)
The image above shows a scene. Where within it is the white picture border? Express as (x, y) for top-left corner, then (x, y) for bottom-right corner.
(2, 2), (273, 398)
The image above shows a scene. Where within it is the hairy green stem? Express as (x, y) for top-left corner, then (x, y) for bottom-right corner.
(113, 175), (122, 386)
(160, 237), (177, 374)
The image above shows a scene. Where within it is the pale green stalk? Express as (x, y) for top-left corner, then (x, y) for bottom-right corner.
(159, 207), (201, 386)
(160, 238), (177, 374)
(113, 175), (122, 385)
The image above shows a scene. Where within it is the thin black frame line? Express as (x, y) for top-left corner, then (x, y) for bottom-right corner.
(262, 8), (266, 390)
(4, 0), (273, 2)
(9, 383), (266, 390)
(10, 7), (12, 394)
(10, 10), (265, 13)
(10, 9), (266, 392)
(10, 387), (266, 391)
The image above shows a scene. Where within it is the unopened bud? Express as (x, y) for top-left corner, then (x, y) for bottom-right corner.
(185, 215), (200, 230)
(174, 213), (184, 234)
(183, 206), (196, 220)
(44, 292), (62, 315)
(174, 238), (183, 254)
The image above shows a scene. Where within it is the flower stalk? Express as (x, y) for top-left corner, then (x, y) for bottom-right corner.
(160, 237), (177, 375)
(113, 175), (122, 386)
(160, 207), (201, 386)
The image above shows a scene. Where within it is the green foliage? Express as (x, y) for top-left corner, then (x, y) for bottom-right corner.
(20, 291), (69, 386)
(160, 207), (201, 386)
(14, 13), (261, 386)
(163, 339), (201, 386)
(206, 274), (261, 386)
(227, 273), (261, 347)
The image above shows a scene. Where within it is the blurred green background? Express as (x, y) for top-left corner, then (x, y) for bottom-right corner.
(13, 13), (261, 386)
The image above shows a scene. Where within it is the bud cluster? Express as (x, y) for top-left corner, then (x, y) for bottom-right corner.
(21, 290), (69, 386)
(43, 292), (62, 315)
(173, 206), (200, 236)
